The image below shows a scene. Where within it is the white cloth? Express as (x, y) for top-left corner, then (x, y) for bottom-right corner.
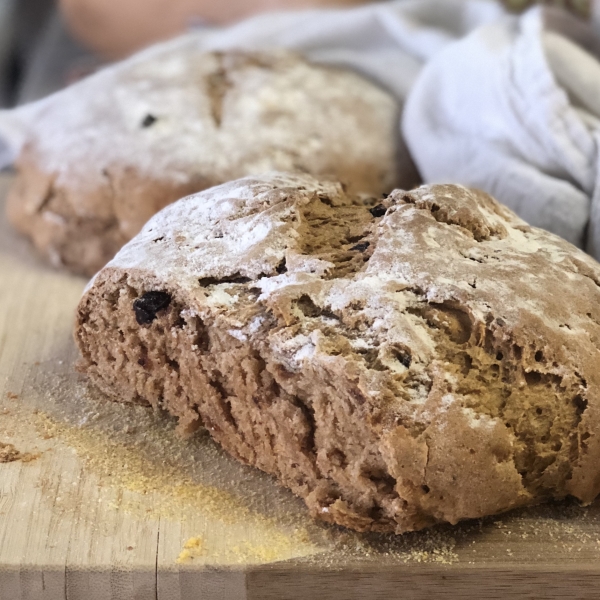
(403, 7), (600, 253)
(187, 0), (504, 97)
(6, 0), (600, 254)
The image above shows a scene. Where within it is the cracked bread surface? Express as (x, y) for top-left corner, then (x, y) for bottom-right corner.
(6, 42), (403, 276)
(76, 172), (600, 533)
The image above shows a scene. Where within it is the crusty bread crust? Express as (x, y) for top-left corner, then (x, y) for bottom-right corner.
(6, 44), (403, 276)
(76, 173), (600, 533)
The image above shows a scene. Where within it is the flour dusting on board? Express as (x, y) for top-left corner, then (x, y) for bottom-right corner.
(12, 367), (465, 566)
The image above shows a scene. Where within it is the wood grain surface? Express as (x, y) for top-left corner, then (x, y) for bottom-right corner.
(1, 173), (600, 599)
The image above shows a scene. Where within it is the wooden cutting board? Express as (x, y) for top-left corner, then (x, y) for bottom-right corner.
(1, 173), (600, 600)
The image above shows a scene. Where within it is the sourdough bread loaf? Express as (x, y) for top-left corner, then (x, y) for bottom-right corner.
(6, 42), (401, 276)
(75, 172), (600, 533)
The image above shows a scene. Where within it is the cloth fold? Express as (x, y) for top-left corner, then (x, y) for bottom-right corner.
(403, 6), (600, 254)
(190, 0), (505, 96)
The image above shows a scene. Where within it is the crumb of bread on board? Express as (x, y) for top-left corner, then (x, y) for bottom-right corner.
(177, 536), (204, 563)
(0, 440), (40, 463)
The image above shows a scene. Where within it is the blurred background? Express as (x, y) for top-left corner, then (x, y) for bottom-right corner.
(0, 0), (96, 106)
(0, 0), (592, 108)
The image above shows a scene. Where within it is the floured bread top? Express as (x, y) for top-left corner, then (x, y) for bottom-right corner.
(90, 172), (600, 516)
(6, 40), (399, 200)
(106, 171), (600, 335)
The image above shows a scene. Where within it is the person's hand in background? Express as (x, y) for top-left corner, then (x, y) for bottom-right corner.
(59, 0), (371, 59)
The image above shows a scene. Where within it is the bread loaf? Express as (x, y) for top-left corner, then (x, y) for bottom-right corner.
(7, 43), (401, 275)
(75, 172), (600, 532)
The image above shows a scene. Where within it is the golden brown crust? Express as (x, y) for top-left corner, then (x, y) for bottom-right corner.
(6, 150), (205, 274)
